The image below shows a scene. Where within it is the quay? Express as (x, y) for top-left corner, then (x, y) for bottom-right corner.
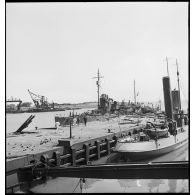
(6, 124), (142, 193)
(6, 124), (188, 193)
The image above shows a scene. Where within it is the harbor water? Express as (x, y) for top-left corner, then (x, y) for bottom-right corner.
(31, 179), (188, 193)
(6, 108), (94, 133)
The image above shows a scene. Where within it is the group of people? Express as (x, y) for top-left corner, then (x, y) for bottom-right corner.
(70, 111), (88, 126)
(73, 115), (87, 126)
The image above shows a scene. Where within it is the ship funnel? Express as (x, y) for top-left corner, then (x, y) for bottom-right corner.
(162, 77), (173, 120)
(171, 90), (180, 113)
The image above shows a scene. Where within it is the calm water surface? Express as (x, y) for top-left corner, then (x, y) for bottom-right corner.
(6, 108), (94, 133)
(31, 178), (188, 193)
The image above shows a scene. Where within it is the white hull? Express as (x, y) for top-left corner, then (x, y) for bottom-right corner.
(113, 126), (188, 161)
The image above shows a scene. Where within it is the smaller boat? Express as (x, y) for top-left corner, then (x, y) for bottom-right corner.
(144, 121), (169, 139)
(146, 128), (168, 139)
(118, 118), (139, 125)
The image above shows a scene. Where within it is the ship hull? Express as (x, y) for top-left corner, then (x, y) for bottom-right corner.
(114, 138), (188, 161)
(112, 128), (188, 161)
(6, 109), (65, 114)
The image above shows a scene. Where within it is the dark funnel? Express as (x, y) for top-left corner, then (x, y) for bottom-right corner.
(162, 77), (173, 120)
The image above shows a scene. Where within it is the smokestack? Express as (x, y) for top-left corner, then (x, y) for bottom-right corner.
(162, 77), (173, 120)
(171, 90), (180, 113)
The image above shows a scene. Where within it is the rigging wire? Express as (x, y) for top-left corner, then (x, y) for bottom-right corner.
(180, 85), (188, 105)
(180, 76), (188, 103)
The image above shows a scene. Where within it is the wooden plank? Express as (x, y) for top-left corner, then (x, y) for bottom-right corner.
(75, 158), (85, 163)
(60, 154), (71, 160)
(6, 156), (29, 173)
(15, 115), (35, 133)
(89, 153), (96, 158)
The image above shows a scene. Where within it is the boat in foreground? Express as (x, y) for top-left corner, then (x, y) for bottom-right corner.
(112, 63), (189, 162)
(112, 125), (188, 161)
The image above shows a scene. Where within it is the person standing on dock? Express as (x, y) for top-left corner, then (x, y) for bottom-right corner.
(55, 122), (60, 130)
(77, 117), (80, 126)
(83, 115), (87, 126)
(73, 117), (77, 126)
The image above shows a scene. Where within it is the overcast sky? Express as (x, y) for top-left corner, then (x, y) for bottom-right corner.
(6, 2), (188, 104)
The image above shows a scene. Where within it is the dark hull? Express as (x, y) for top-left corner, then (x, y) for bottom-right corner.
(26, 109), (65, 113)
(6, 109), (65, 114)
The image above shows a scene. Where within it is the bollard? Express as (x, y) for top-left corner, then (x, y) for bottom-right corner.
(53, 151), (61, 167)
(71, 148), (76, 166)
(40, 154), (49, 165)
(95, 141), (100, 159)
(105, 139), (111, 155)
(83, 144), (89, 165)
(40, 154), (49, 180)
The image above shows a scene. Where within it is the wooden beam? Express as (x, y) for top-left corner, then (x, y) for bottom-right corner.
(18, 161), (189, 180)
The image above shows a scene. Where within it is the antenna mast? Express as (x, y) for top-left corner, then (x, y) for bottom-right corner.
(92, 69), (103, 110)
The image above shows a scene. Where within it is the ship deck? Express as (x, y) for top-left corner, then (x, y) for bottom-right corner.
(115, 126), (188, 152)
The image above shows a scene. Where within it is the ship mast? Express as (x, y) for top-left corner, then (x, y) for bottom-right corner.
(134, 80), (136, 104)
(166, 56), (170, 77)
(93, 69), (103, 110)
(176, 59), (182, 111)
(159, 99), (161, 111)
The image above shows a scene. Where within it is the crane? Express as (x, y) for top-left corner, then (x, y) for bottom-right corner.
(28, 89), (49, 109)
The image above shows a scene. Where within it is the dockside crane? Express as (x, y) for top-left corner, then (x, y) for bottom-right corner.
(28, 89), (49, 109)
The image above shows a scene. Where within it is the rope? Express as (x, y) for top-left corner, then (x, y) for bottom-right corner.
(72, 178), (81, 193)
